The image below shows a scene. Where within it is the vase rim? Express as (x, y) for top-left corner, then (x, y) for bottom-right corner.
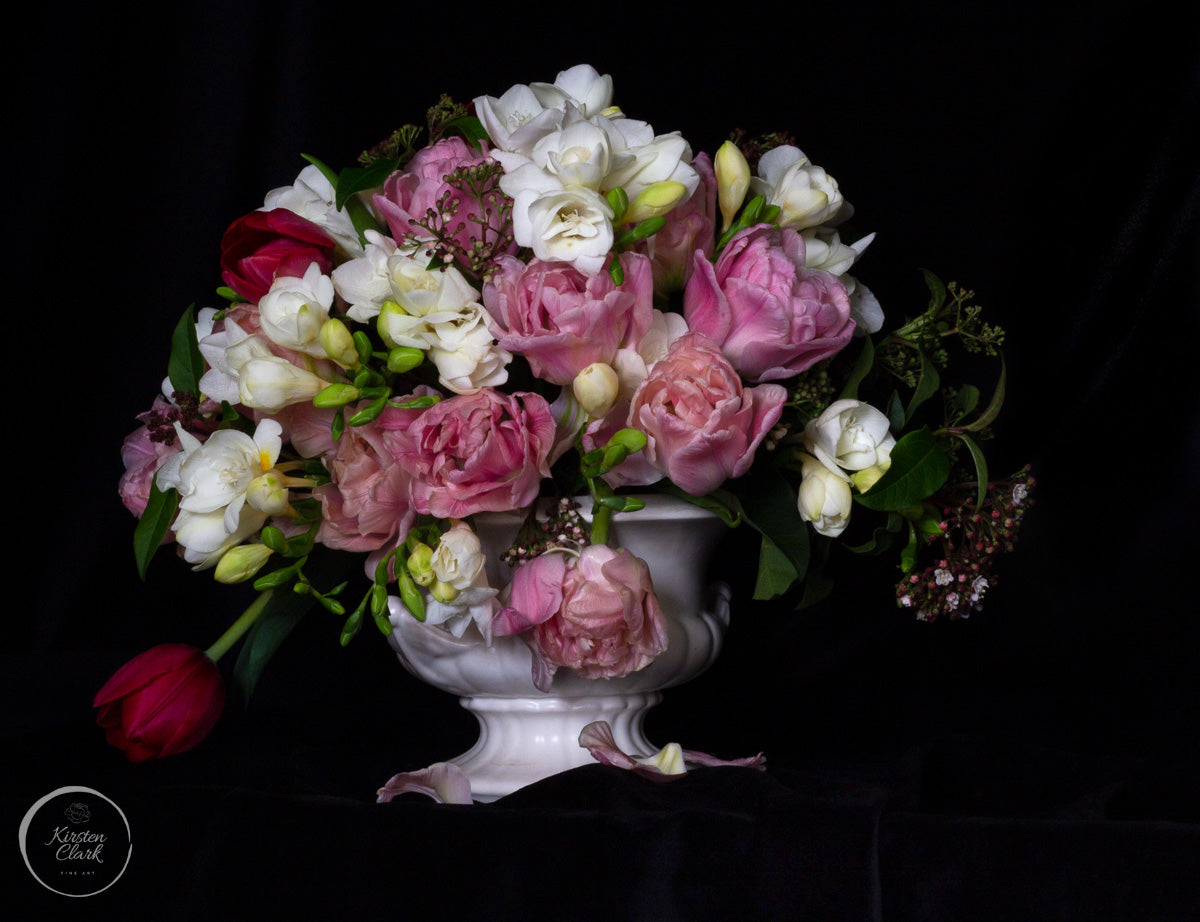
(475, 492), (723, 523)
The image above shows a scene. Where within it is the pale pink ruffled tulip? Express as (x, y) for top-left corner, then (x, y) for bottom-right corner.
(314, 403), (422, 555)
(400, 388), (556, 519)
(495, 545), (668, 688)
(683, 223), (855, 382)
(482, 251), (654, 385)
(628, 332), (787, 496)
(638, 151), (717, 295)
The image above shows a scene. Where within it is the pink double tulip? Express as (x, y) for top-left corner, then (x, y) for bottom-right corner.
(683, 224), (855, 382)
(629, 332), (787, 496)
(315, 403), (423, 555)
(94, 644), (225, 762)
(374, 137), (516, 260)
(219, 208), (335, 305)
(482, 251), (654, 385)
(494, 545), (668, 687)
(400, 388), (557, 519)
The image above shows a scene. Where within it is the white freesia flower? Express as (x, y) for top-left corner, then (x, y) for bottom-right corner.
(473, 83), (563, 155)
(802, 399), (896, 480)
(257, 261), (335, 356)
(802, 230), (884, 335)
(612, 308), (689, 399)
(331, 230), (401, 323)
(529, 63), (615, 117)
(430, 522), (485, 590)
(507, 177), (615, 275)
(237, 354), (329, 411)
(375, 254), (487, 350)
(752, 145), (846, 230)
(263, 163), (364, 257)
(797, 453), (854, 537)
(425, 307), (511, 395)
(197, 321), (272, 404)
(602, 130), (699, 204)
(155, 418), (285, 568)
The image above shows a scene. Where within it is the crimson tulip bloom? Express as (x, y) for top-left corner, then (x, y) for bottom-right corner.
(94, 644), (225, 762)
(219, 207), (335, 304)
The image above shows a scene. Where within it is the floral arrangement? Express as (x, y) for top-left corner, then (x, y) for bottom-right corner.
(101, 64), (1032, 765)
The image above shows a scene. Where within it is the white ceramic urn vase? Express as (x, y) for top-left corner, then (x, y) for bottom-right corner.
(387, 494), (730, 802)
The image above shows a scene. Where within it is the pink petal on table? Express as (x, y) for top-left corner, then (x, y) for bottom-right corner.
(376, 762), (474, 804)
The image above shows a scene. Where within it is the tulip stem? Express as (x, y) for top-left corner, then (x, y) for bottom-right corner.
(205, 590), (273, 662)
(590, 503), (612, 546)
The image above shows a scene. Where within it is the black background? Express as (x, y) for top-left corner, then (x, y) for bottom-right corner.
(7, 3), (1199, 918)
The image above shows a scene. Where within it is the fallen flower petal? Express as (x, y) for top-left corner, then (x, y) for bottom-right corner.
(578, 720), (767, 780)
(376, 762), (474, 804)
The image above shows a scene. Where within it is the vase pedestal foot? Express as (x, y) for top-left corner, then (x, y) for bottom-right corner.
(451, 692), (662, 802)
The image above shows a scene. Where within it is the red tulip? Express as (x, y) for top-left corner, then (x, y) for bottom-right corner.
(93, 644), (225, 762)
(219, 207), (335, 304)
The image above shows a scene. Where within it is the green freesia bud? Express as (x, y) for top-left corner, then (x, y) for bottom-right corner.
(387, 346), (425, 374)
(319, 317), (359, 368)
(851, 462), (890, 494)
(623, 180), (687, 225)
(376, 300), (408, 349)
(715, 140), (751, 231)
(407, 542), (435, 587)
(312, 383), (362, 408)
(214, 544), (274, 584)
(430, 580), (459, 604)
(245, 471), (289, 516)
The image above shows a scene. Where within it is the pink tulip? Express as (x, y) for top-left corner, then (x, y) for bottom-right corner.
(629, 332), (787, 496)
(496, 545), (668, 686)
(638, 151), (717, 295)
(374, 137), (516, 260)
(683, 223), (855, 382)
(482, 251), (654, 385)
(400, 388), (556, 519)
(315, 403), (422, 555)
(94, 644), (224, 762)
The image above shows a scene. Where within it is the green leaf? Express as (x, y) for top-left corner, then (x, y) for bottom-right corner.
(334, 160), (400, 210)
(659, 484), (744, 527)
(167, 305), (205, 397)
(921, 268), (947, 310)
(947, 384), (980, 424)
(133, 482), (178, 580)
(447, 115), (488, 147)
(732, 466), (810, 583)
(299, 152), (339, 188)
(230, 590), (314, 707)
(955, 431), (990, 511)
(963, 354), (1007, 432)
(839, 335), (875, 400)
(904, 348), (941, 426)
(854, 427), (952, 511)
(753, 535), (799, 600)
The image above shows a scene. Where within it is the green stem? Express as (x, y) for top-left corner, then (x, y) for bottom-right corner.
(205, 590), (273, 662)
(590, 503), (612, 545)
